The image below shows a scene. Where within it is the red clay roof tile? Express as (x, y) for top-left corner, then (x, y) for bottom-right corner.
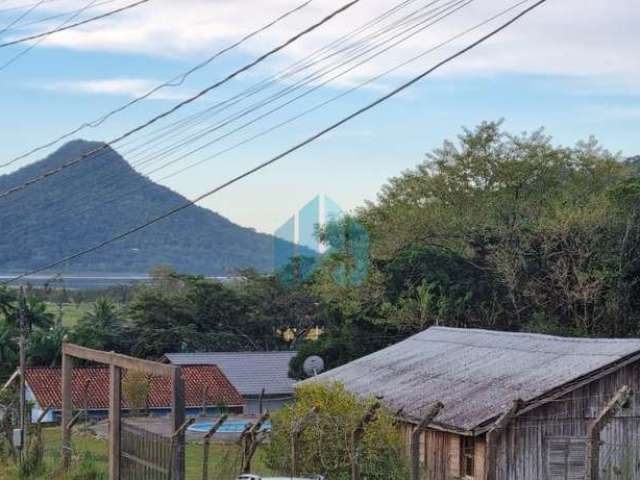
(25, 365), (244, 410)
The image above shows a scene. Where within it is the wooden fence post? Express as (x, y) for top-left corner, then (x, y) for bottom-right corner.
(258, 387), (265, 415)
(200, 386), (209, 417)
(411, 402), (444, 480)
(351, 402), (381, 480)
(171, 366), (186, 480)
(61, 351), (73, 470)
(291, 406), (319, 478)
(108, 364), (121, 480)
(484, 399), (520, 480)
(586, 385), (631, 480)
(201, 414), (228, 480)
(242, 412), (270, 473)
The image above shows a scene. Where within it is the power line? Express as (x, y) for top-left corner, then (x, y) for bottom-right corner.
(0, 0), (100, 72)
(0, 0), (45, 36)
(1, 0), (549, 285)
(0, 0), (520, 241)
(0, 0), (315, 169)
(1, 0), (119, 32)
(0, 0), (426, 226)
(0, 0), (457, 229)
(0, 0), (151, 48)
(0, 0), (362, 200)
(0, 0), (63, 14)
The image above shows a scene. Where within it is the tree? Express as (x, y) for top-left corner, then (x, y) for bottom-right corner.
(357, 121), (637, 337)
(70, 298), (124, 353)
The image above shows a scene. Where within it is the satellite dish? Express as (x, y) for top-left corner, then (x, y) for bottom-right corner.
(303, 355), (325, 377)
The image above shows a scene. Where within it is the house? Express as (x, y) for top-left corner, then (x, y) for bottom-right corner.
(306, 326), (640, 480)
(20, 365), (244, 423)
(164, 351), (297, 414)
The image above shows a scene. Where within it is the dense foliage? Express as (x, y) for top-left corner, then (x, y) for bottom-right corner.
(265, 382), (407, 480)
(1, 122), (639, 385)
(294, 121), (640, 373)
(0, 267), (319, 382)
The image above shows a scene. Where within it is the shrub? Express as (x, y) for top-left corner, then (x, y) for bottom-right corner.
(265, 382), (407, 480)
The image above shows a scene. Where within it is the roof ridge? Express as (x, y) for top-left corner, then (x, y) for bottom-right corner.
(425, 326), (640, 344)
(167, 351), (298, 355)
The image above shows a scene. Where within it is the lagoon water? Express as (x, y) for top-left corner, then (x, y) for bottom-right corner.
(0, 273), (235, 289)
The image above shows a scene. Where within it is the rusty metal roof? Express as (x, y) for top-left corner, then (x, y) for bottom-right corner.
(306, 327), (640, 432)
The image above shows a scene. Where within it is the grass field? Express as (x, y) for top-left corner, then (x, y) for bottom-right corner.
(44, 303), (94, 328)
(0, 427), (273, 480)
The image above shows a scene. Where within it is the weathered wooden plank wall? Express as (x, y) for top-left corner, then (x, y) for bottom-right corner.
(493, 362), (640, 480)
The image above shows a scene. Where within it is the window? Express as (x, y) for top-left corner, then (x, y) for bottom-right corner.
(546, 437), (587, 480)
(461, 436), (475, 478)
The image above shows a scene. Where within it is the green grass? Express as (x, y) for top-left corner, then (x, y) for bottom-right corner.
(45, 303), (93, 328)
(1, 427), (273, 480)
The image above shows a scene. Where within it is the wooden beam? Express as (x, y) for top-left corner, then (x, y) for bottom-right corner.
(242, 413), (271, 473)
(61, 352), (73, 471)
(411, 402), (444, 480)
(171, 366), (186, 480)
(108, 364), (121, 480)
(586, 385), (632, 480)
(202, 415), (229, 480)
(63, 343), (177, 377)
(291, 406), (319, 478)
(484, 399), (520, 480)
(351, 402), (381, 480)
(0, 370), (20, 394)
(34, 407), (51, 425)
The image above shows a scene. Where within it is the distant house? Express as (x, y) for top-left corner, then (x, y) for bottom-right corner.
(164, 352), (297, 415)
(306, 327), (640, 480)
(19, 365), (244, 423)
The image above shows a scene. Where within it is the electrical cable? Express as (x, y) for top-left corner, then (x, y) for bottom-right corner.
(0, 0), (550, 285)
(0, 0), (363, 199)
(0, 0), (151, 48)
(0, 0), (316, 169)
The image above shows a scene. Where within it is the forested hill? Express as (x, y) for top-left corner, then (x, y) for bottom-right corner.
(0, 140), (281, 275)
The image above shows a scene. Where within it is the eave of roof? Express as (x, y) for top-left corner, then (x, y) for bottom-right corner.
(305, 327), (640, 432)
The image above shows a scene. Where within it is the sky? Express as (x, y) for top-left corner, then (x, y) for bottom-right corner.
(0, 0), (639, 235)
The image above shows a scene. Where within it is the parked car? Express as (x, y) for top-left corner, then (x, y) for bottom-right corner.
(236, 475), (325, 480)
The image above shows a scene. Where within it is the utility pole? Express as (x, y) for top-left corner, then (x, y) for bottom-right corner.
(18, 286), (28, 464)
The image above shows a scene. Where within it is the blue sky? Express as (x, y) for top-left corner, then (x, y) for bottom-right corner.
(0, 0), (639, 235)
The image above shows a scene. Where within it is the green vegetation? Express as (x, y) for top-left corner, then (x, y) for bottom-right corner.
(1, 121), (639, 389)
(0, 427), (272, 480)
(266, 382), (407, 480)
(44, 303), (93, 328)
(0, 139), (284, 274)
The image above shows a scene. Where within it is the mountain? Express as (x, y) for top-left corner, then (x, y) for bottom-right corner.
(0, 140), (286, 275)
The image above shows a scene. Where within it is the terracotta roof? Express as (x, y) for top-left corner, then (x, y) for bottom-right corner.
(25, 365), (244, 411)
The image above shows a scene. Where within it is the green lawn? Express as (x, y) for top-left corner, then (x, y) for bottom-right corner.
(1, 427), (273, 480)
(44, 303), (93, 328)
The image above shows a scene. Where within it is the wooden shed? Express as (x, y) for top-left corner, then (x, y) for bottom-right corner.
(307, 327), (640, 480)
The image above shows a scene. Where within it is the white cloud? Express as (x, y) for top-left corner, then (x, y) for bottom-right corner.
(35, 77), (190, 100)
(13, 0), (640, 94)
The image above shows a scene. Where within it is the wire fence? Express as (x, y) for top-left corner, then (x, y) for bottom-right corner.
(5, 397), (640, 480)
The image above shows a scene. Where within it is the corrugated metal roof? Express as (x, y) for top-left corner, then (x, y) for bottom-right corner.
(305, 327), (640, 432)
(164, 351), (297, 396)
(25, 365), (244, 410)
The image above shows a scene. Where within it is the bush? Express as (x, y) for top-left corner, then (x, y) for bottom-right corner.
(265, 382), (407, 480)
